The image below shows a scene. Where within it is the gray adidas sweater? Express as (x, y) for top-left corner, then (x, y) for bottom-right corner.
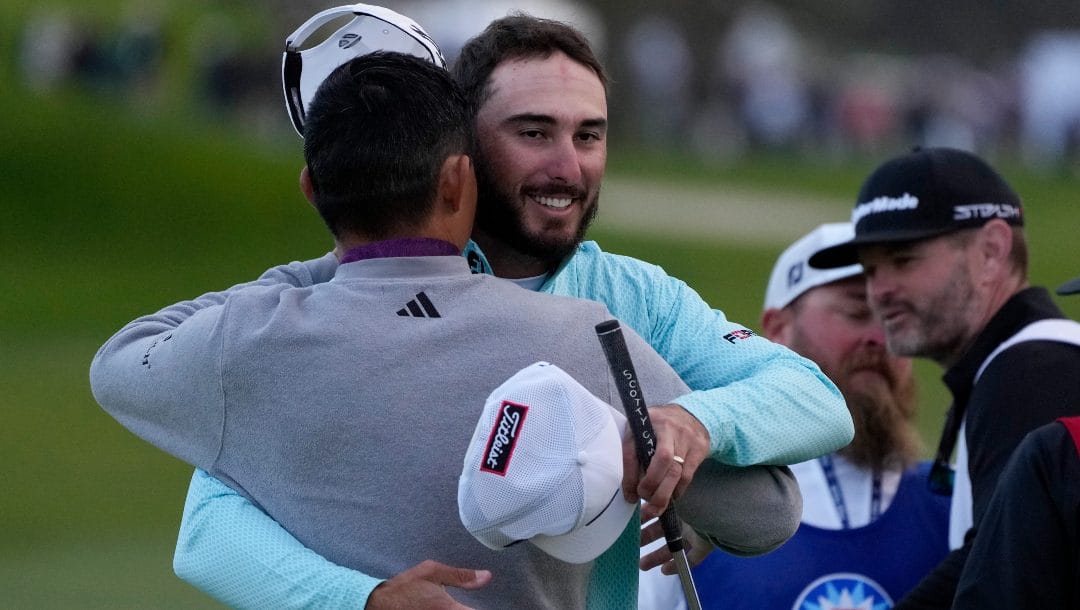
(91, 254), (696, 608)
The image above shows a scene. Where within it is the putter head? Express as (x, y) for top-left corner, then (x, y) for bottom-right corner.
(282, 3), (445, 136)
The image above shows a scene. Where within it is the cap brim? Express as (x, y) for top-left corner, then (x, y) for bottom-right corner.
(808, 226), (958, 269)
(1057, 276), (1080, 296)
(282, 4), (445, 135)
(529, 400), (636, 564)
(529, 490), (636, 564)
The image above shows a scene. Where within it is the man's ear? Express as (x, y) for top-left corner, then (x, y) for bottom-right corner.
(976, 219), (1014, 278)
(760, 307), (793, 344)
(299, 166), (316, 208)
(437, 154), (477, 216)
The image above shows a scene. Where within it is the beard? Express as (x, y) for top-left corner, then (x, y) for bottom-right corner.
(472, 150), (599, 269)
(833, 349), (920, 471)
(883, 258), (976, 363)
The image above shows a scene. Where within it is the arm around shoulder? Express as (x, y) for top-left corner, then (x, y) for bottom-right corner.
(636, 272), (852, 465)
(678, 460), (801, 556)
(174, 469), (382, 609)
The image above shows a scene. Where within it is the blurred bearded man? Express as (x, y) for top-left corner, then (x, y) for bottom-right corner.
(778, 269), (919, 472)
(639, 223), (950, 610)
(809, 147), (1080, 609)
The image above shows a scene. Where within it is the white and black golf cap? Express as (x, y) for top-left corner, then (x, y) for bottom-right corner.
(282, 3), (446, 136)
(764, 222), (863, 311)
(457, 362), (635, 564)
(809, 147), (1023, 269)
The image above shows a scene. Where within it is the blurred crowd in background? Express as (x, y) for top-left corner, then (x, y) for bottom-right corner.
(14, 0), (1080, 173)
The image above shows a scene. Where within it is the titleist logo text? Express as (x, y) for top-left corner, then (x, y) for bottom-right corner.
(481, 402), (528, 475)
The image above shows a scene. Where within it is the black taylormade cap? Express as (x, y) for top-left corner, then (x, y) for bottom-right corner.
(809, 147), (1023, 269)
(1058, 276), (1080, 296)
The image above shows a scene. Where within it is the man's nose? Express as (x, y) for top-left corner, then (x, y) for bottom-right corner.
(544, 136), (583, 184)
(862, 322), (887, 347)
(866, 274), (895, 309)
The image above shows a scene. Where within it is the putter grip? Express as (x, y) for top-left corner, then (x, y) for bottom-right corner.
(595, 320), (685, 553)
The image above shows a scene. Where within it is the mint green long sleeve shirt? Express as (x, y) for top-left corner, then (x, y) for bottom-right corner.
(172, 241), (850, 608)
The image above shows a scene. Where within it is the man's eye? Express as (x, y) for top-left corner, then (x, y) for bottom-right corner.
(521, 129), (543, 139)
(845, 308), (873, 322)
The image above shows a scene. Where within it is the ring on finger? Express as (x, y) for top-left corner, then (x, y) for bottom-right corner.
(672, 455), (685, 465)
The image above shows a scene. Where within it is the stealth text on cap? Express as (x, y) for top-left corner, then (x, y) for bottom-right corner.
(481, 402), (528, 475)
(953, 203), (1021, 221)
(851, 193), (919, 225)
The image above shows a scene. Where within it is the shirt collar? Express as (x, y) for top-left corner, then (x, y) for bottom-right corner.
(340, 238), (461, 264)
(943, 286), (1066, 401)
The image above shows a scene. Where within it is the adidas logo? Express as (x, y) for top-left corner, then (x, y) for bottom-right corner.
(397, 292), (441, 318)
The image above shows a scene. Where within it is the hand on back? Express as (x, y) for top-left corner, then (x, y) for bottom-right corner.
(366, 560), (492, 610)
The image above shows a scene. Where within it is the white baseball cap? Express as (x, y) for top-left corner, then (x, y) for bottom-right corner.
(458, 362), (635, 564)
(764, 222), (864, 310)
(282, 3), (446, 136)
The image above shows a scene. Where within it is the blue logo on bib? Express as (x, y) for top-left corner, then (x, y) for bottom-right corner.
(792, 573), (893, 610)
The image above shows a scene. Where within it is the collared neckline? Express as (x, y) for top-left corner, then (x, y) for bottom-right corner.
(943, 286), (1066, 402)
(340, 238), (460, 264)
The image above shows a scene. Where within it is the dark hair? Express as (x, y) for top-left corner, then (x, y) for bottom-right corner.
(452, 14), (607, 121)
(302, 52), (468, 239)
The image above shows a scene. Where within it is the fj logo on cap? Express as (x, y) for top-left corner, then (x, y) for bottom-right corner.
(787, 261), (804, 289)
(851, 193), (919, 225)
(481, 402), (528, 475)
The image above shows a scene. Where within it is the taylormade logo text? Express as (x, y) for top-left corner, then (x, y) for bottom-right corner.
(482, 402), (527, 475)
(852, 193), (919, 225)
(953, 203), (1021, 221)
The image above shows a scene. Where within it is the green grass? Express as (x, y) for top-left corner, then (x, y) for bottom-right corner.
(3, 75), (1079, 607)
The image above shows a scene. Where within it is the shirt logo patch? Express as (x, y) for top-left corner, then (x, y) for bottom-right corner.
(481, 402), (528, 475)
(466, 250), (488, 275)
(396, 292), (441, 318)
(723, 329), (756, 344)
(792, 573), (894, 610)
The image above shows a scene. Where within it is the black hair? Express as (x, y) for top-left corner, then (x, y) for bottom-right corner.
(302, 52), (468, 239)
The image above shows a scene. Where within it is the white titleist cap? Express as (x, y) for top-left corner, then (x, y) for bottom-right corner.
(282, 3), (446, 136)
(764, 222), (864, 310)
(458, 361), (635, 564)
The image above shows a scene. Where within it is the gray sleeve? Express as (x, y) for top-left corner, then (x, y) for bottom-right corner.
(258, 252), (338, 286)
(89, 255), (336, 467)
(677, 460), (801, 556)
(89, 293), (230, 470)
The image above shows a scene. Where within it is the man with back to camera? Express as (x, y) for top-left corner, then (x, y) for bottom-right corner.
(808, 146), (1080, 608)
(639, 223), (949, 609)
(91, 51), (707, 609)
(163, 7), (853, 607)
(952, 274), (1080, 608)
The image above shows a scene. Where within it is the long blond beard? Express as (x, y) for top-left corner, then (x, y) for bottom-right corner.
(838, 362), (920, 471)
